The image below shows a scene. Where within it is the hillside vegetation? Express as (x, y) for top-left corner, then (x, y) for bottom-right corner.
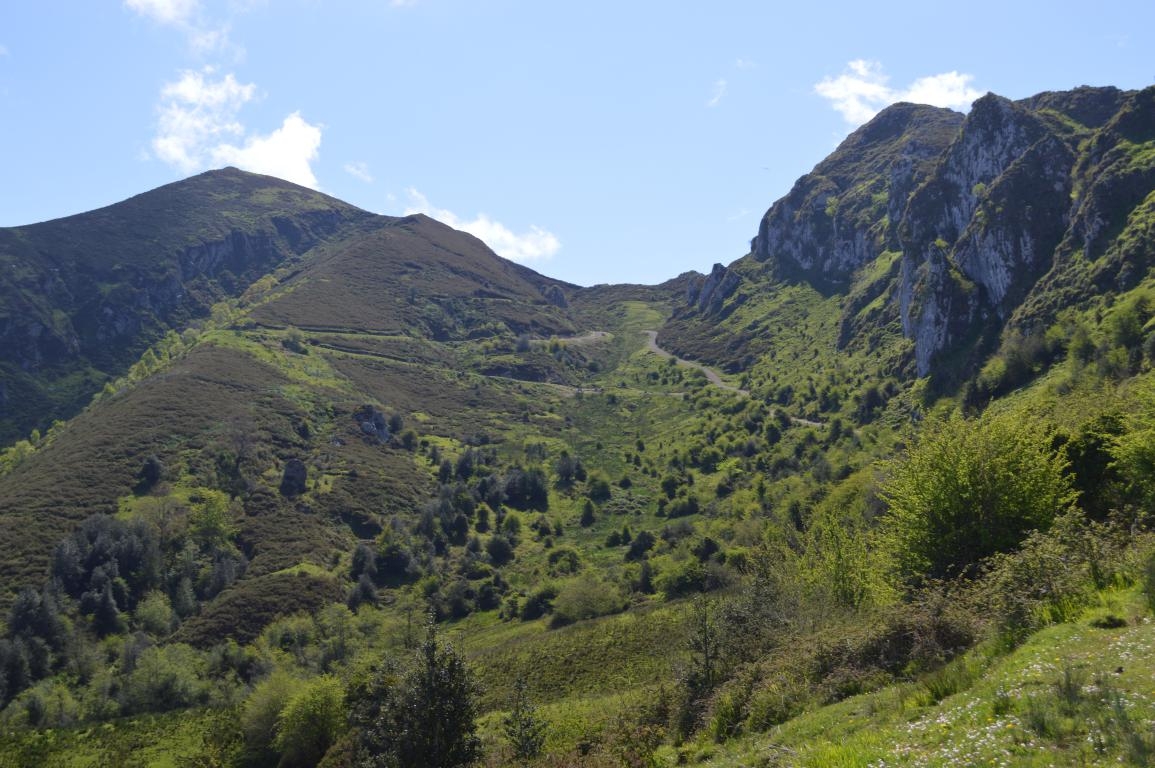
(1, 85), (1155, 768)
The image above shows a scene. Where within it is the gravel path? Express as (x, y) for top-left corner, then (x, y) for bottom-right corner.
(642, 330), (749, 395)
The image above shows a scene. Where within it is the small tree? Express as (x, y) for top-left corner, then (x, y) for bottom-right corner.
(93, 582), (124, 637)
(353, 618), (482, 767)
(579, 499), (596, 527)
(502, 676), (547, 766)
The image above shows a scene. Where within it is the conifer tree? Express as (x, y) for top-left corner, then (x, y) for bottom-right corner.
(353, 617), (481, 767)
(503, 675), (546, 766)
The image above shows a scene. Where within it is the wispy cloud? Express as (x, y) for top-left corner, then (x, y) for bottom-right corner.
(151, 67), (322, 188)
(0, 44), (9, 57)
(706, 78), (727, 108)
(815, 60), (983, 127)
(124, 0), (233, 55)
(344, 161), (374, 183)
(403, 189), (561, 264)
(735, 57), (755, 70)
(153, 68), (253, 172)
(125, 0), (199, 25)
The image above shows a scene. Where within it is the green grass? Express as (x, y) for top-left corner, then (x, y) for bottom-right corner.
(0, 708), (233, 768)
(696, 587), (1155, 767)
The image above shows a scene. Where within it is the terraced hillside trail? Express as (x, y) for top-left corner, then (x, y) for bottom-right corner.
(642, 330), (749, 396)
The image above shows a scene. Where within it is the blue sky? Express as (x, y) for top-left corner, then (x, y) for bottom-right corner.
(1, 2), (1152, 286)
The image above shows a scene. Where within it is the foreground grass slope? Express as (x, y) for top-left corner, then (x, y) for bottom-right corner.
(696, 587), (1155, 767)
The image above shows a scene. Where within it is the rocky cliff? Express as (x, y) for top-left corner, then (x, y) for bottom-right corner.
(679, 85), (1155, 381)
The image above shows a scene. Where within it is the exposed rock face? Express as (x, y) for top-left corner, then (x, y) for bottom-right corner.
(897, 95), (1073, 374)
(687, 85), (1155, 380)
(752, 102), (964, 289)
(896, 88), (1152, 375)
(687, 263), (741, 315)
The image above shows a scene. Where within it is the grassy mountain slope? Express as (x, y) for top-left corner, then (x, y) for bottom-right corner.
(251, 214), (576, 340)
(0, 167), (375, 443)
(2, 85), (1155, 768)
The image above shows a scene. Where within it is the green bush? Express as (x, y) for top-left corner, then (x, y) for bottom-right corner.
(550, 575), (626, 628)
(880, 410), (1077, 583)
(121, 643), (210, 715)
(274, 675), (347, 768)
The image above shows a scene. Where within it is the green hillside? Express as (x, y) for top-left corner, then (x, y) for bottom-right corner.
(1, 85), (1155, 767)
(0, 168), (375, 444)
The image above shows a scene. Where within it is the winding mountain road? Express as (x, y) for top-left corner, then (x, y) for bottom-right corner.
(641, 330), (826, 428)
(642, 331), (749, 396)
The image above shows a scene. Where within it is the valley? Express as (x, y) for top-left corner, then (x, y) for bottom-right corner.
(0, 84), (1154, 767)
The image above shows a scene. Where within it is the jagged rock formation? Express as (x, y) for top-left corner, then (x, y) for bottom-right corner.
(753, 102), (963, 290)
(686, 263), (742, 315)
(680, 85), (1155, 379)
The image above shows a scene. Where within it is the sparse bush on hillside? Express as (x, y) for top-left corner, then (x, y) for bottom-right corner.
(550, 575), (626, 628)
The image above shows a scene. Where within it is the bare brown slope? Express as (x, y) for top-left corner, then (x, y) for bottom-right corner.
(251, 214), (576, 340)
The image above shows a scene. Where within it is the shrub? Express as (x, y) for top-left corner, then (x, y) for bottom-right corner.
(654, 559), (707, 599)
(121, 643), (209, 714)
(242, 670), (306, 764)
(625, 530), (656, 562)
(550, 575), (626, 628)
(134, 590), (176, 636)
(486, 535), (515, 566)
(547, 546), (581, 576)
(520, 584), (559, 621)
(274, 675), (347, 768)
(587, 473), (613, 503)
(880, 410), (1077, 583)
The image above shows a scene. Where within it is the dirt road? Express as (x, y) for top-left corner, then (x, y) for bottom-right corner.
(642, 331), (749, 396)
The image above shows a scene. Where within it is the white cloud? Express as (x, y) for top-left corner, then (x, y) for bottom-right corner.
(403, 189), (561, 264)
(344, 161), (374, 183)
(152, 68), (323, 188)
(213, 112), (322, 188)
(735, 57), (755, 70)
(815, 59), (983, 127)
(0, 44), (9, 57)
(153, 68), (254, 172)
(706, 78), (727, 108)
(188, 23), (233, 55)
